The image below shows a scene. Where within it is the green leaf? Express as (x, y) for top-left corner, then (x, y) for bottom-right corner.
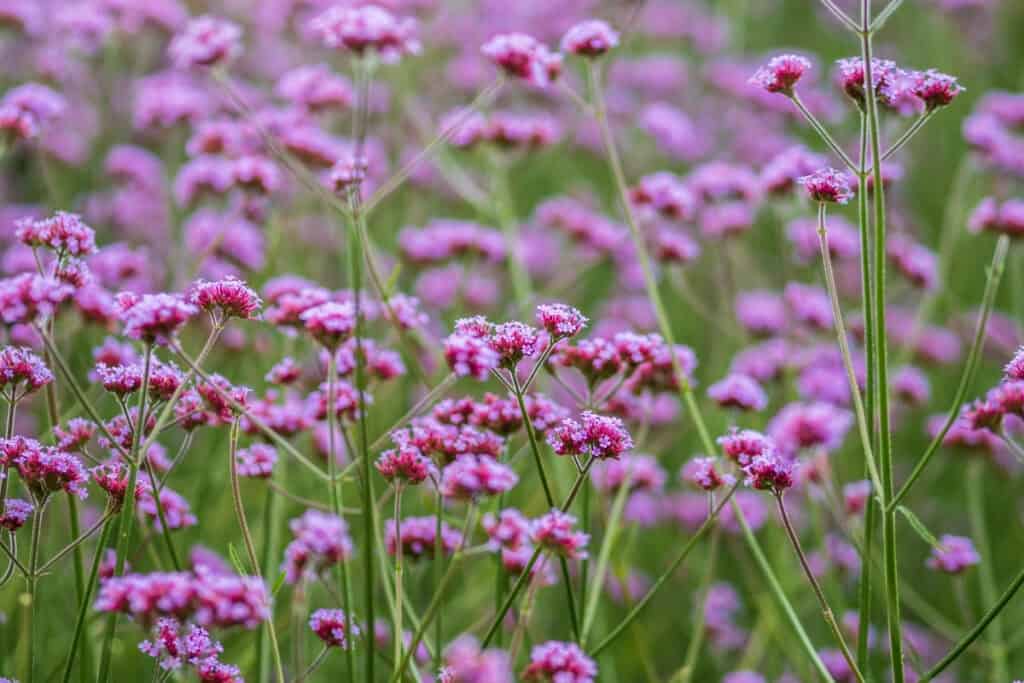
(896, 505), (946, 551)
(383, 263), (402, 298)
(271, 570), (287, 597)
(227, 543), (248, 576)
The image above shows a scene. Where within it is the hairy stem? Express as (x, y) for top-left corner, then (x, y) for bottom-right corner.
(776, 494), (865, 683)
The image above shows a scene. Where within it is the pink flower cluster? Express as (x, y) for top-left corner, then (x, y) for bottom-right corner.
(95, 567), (270, 629)
(386, 515), (464, 560)
(547, 411), (634, 460)
(282, 510), (354, 584)
(522, 641), (597, 682)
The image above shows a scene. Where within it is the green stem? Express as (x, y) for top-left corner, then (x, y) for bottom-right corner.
(257, 479), (282, 683)
(228, 418), (285, 682)
(861, 4), (904, 680)
(587, 60), (715, 456)
(881, 110), (937, 162)
(734, 501), (835, 682)
(580, 469), (633, 644)
(816, 203), (883, 495)
(141, 458), (181, 570)
(491, 156), (532, 307)
(393, 485), (404, 668)
(510, 371), (579, 640)
(432, 489), (444, 672)
(589, 482), (740, 658)
(36, 510), (112, 575)
(675, 524), (718, 683)
(776, 494), (865, 683)
(966, 460), (1007, 681)
(789, 93), (859, 173)
(61, 517), (114, 683)
(346, 60), (377, 676)
(854, 108), (877, 674)
(919, 565), (1024, 681)
(98, 343), (153, 682)
(26, 498), (46, 683)
(390, 504), (478, 683)
(326, 353), (357, 683)
(481, 458), (595, 648)
(173, 346), (331, 482)
(889, 235), (1009, 508)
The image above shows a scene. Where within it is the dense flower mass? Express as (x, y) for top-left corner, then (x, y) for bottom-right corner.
(169, 16), (242, 69)
(547, 412), (633, 460)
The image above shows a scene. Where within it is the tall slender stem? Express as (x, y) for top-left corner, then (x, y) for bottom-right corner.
(816, 203), (883, 495)
(860, 3), (905, 680)
(481, 458), (595, 648)
(26, 498), (47, 683)
(587, 60), (715, 456)
(347, 57), (376, 682)
(228, 418), (285, 682)
(733, 502), (835, 681)
(510, 371), (580, 639)
(61, 517), (114, 683)
(392, 485), (404, 668)
(580, 469), (633, 644)
(889, 235), (1009, 508)
(854, 107), (877, 673)
(390, 504), (478, 683)
(776, 494), (865, 683)
(919, 564), (1024, 681)
(590, 482), (739, 658)
(326, 352), (356, 683)
(98, 343), (152, 681)
(966, 460), (1008, 681)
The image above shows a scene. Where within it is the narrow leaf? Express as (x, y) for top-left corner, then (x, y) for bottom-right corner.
(896, 505), (945, 551)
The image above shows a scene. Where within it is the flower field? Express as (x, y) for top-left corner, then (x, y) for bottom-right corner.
(0, 1), (1023, 681)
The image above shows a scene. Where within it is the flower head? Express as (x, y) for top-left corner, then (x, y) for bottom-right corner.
(530, 509), (589, 560)
(282, 510), (354, 584)
(189, 277), (262, 321)
(681, 457), (733, 491)
(235, 444), (277, 478)
(119, 293), (198, 346)
(523, 641), (597, 682)
(440, 454), (518, 500)
(536, 303), (587, 340)
(301, 301), (357, 349)
(444, 334), (500, 380)
(708, 373), (768, 411)
(309, 4), (420, 62)
(169, 16), (242, 69)
(310, 608), (361, 649)
(0, 498), (33, 531)
(481, 33), (562, 88)
(910, 69), (963, 110)
(547, 412), (633, 460)
(15, 212), (96, 256)
(375, 445), (434, 485)
(439, 635), (513, 683)
(0, 346), (52, 399)
(743, 451), (795, 493)
(927, 535), (980, 574)
(561, 20), (619, 57)
(749, 54), (812, 95)
(798, 168), (854, 204)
